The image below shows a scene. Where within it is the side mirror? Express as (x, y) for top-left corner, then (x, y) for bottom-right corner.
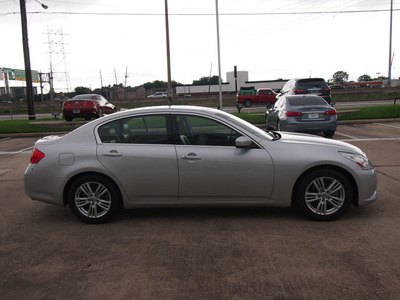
(235, 136), (253, 148)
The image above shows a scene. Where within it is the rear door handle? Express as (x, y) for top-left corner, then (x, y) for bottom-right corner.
(103, 150), (123, 157)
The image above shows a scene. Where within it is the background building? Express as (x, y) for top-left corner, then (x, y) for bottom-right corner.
(176, 70), (288, 95)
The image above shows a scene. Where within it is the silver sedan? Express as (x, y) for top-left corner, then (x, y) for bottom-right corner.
(266, 95), (337, 138)
(24, 105), (377, 223)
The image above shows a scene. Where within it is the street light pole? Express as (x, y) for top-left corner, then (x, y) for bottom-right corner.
(19, 0), (36, 120)
(215, 0), (223, 109)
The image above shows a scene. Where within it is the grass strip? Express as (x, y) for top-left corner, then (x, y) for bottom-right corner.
(0, 119), (73, 134)
(338, 105), (400, 120)
(0, 105), (399, 134)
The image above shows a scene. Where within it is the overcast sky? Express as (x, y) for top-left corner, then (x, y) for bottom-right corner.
(1, 0), (398, 92)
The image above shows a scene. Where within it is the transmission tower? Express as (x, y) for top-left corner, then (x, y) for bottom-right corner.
(45, 26), (72, 94)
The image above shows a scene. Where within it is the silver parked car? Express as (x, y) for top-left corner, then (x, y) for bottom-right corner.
(24, 105), (377, 223)
(266, 95), (337, 138)
(147, 92), (167, 98)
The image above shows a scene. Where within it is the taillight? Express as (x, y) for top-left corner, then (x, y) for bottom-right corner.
(286, 111), (303, 117)
(63, 102), (71, 107)
(30, 147), (45, 164)
(84, 101), (96, 106)
(324, 110), (337, 115)
(293, 89), (306, 94)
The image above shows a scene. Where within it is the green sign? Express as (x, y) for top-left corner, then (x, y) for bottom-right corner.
(2, 67), (40, 83)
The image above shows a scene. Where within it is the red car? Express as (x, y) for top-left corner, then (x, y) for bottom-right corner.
(63, 94), (116, 122)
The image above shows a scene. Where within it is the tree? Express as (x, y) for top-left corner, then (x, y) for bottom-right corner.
(74, 86), (92, 95)
(192, 75), (221, 86)
(143, 80), (182, 90)
(332, 71), (349, 84)
(358, 74), (372, 82)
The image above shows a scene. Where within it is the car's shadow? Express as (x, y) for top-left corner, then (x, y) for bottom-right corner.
(117, 206), (303, 223)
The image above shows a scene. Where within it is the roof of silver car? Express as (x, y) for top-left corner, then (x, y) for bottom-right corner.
(116, 105), (220, 115)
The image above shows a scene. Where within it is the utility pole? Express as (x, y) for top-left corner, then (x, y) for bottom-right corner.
(100, 70), (103, 88)
(164, 0), (172, 105)
(19, 0), (35, 120)
(114, 68), (118, 85)
(387, 0), (393, 87)
(124, 66), (128, 100)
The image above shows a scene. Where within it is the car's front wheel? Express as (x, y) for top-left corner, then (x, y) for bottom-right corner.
(295, 169), (353, 221)
(68, 174), (121, 224)
(266, 115), (271, 130)
(277, 119), (281, 131)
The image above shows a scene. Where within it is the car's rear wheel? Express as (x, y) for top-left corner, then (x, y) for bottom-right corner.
(323, 130), (335, 138)
(96, 108), (103, 118)
(68, 174), (121, 224)
(65, 116), (73, 122)
(244, 99), (252, 107)
(295, 169), (353, 221)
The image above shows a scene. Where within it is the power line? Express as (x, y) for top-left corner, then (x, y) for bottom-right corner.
(1, 8), (399, 17)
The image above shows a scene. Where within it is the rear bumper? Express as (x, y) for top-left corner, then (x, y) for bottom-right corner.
(63, 107), (97, 117)
(24, 165), (64, 207)
(281, 119), (337, 133)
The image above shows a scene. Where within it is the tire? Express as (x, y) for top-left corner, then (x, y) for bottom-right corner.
(96, 108), (103, 119)
(65, 116), (73, 122)
(323, 130), (335, 138)
(68, 174), (121, 224)
(277, 120), (281, 131)
(244, 99), (252, 107)
(266, 115), (271, 130)
(295, 169), (353, 221)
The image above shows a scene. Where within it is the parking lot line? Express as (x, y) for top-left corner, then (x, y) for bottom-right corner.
(335, 132), (359, 139)
(374, 123), (400, 129)
(339, 137), (400, 142)
(0, 146), (33, 155)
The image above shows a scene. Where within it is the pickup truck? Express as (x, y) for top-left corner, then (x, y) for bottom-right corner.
(236, 88), (277, 107)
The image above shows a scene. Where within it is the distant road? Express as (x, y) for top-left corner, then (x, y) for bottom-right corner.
(0, 100), (396, 120)
(0, 113), (54, 121)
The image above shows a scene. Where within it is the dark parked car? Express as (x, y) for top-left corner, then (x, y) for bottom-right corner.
(279, 78), (331, 103)
(266, 95), (337, 138)
(63, 94), (116, 121)
(330, 84), (346, 90)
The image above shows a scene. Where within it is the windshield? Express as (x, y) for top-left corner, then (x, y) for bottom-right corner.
(297, 79), (327, 89)
(288, 97), (327, 106)
(216, 111), (273, 141)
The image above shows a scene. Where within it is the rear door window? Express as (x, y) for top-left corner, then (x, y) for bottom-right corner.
(98, 115), (172, 144)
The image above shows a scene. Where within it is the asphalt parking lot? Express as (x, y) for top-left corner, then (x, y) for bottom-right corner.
(1, 121), (399, 299)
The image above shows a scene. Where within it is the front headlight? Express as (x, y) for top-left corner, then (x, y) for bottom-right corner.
(339, 152), (374, 170)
